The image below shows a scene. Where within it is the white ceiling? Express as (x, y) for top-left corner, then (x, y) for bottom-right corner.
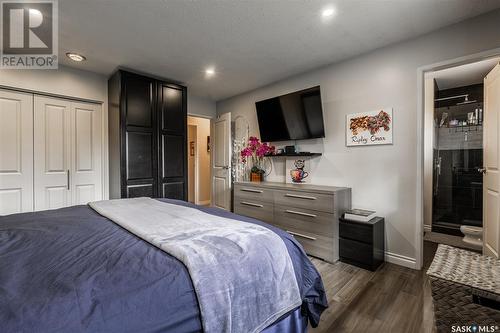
(432, 57), (500, 90)
(58, 0), (500, 101)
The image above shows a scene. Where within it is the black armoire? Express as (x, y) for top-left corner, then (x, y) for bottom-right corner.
(108, 70), (187, 200)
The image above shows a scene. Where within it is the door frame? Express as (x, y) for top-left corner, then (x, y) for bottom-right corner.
(187, 113), (214, 205)
(416, 47), (500, 269)
(187, 123), (198, 204)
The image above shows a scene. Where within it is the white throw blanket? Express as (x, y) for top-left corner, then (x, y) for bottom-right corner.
(89, 198), (301, 333)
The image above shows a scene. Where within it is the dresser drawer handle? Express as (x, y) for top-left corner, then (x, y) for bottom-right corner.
(284, 193), (317, 200)
(286, 230), (317, 241)
(285, 210), (317, 218)
(241, 188), (263, 193)
(241, 201), (263, 208)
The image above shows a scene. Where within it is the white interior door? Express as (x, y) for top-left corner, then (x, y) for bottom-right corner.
(483, 63), (500, 258)
(0, 89), (33, 215)
(212, 112), (231, 210)
(34, 96), (102, 210)
(71, 101), (102, 205)
(34, 96), (72, 210)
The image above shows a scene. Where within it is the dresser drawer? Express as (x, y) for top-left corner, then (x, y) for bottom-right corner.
(234, 184), (273, 202)
(234, 199), (273, 223)
(274, 204), (336, 237)
(274, 190), (334, 213)
(279, 226), (336, 263)
(339, 220), (372, 244)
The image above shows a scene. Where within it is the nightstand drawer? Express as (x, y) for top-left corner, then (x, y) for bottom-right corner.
(234, 200), (273, 223)
(274, 204), (335, 237)
(234, 184), (273, 202)
(339, 220), (372, 244)
(274, 190), (334, 213)
(339, 238), (373, 265)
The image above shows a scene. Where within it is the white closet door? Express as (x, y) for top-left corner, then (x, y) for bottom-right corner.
(34, 96), (103, 210)
(34, 96), (72, 210)
(0, 89), (33, 215)
(71, 101), (102, 205)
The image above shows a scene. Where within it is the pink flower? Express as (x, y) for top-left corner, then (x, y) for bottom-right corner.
(240, 137), (276, 164)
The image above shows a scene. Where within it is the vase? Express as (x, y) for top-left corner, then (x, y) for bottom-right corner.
(250, 172), (263, 182)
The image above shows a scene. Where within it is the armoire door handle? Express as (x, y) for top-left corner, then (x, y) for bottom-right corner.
(67, 170), (70, 190)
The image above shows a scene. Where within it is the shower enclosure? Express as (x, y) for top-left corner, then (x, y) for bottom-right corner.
(432, 84), (484, 236)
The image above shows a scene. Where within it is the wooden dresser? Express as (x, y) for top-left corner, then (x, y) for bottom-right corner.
(233, 181), (351, 263)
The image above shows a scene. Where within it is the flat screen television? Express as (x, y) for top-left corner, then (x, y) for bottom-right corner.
(255, 86), (325, 142)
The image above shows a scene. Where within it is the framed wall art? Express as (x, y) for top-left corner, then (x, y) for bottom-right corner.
(346, 108), (393, 146)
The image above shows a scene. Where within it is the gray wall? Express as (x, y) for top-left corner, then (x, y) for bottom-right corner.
(216, 10), (500, 268)
(188, 94), (217, 118)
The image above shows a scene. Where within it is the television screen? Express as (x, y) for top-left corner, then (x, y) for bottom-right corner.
(255, 86), (325, 142)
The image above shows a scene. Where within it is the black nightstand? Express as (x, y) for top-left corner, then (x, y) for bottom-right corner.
(339, 216), (385, 271)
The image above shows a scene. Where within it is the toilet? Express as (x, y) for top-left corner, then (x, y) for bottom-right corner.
(460, 225), (483, 250)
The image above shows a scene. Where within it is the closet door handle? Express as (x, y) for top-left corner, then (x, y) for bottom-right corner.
(67, 170), (70, 190)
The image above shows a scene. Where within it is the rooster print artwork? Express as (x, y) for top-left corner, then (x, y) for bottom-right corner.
(346, 108), (393, 146)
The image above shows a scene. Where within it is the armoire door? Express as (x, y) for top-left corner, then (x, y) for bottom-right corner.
(34, 96), (102, 210)
(157, 82), (187, 200)
(122, 72), (157, 198)
(0, 89), (33, 215)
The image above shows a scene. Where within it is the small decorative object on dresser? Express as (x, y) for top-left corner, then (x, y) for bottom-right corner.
(286, 159), (311, 184)
(339, 216), (385, 271)
(240, 137), (275, 182)
(233, 181), (352, 263)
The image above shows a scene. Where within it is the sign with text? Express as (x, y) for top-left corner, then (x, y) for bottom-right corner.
(346, 108), (393, 146)
(1, 0), (58, 69)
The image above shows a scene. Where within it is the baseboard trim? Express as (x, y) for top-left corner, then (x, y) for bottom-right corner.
(197, 200), (211, 206)
(385, 251), (418, 269)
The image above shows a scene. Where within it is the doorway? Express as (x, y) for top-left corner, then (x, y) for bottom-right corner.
(423, 57), (500, 251)
(187, 116), (212, 206)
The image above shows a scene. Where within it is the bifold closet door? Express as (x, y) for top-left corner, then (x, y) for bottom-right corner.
(34, 96), (72, 210)
(0, 89), (33, 215)
(71, 101), (102, 205)
(34, 96), (102, 210)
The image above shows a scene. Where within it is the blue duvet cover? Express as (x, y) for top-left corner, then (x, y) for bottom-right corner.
(0, 199), (327, 332)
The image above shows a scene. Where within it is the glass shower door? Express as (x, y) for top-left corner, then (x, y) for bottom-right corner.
(432, 104), (483, 235)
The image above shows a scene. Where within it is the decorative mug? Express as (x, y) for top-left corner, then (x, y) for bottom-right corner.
(290, 169), (308, 183)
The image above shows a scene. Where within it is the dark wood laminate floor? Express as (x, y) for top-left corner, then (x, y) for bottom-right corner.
(310, 241), (438, 333)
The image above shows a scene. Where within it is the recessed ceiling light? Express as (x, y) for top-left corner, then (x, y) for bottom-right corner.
(66, 52), (86, 62)
(321, 6), (336, 19)
(205, 67), (216, 77)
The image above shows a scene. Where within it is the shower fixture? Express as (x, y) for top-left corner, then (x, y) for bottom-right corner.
(434, 94), (477, 105)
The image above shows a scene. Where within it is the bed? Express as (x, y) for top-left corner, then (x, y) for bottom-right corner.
(0, 199), (328, 332)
